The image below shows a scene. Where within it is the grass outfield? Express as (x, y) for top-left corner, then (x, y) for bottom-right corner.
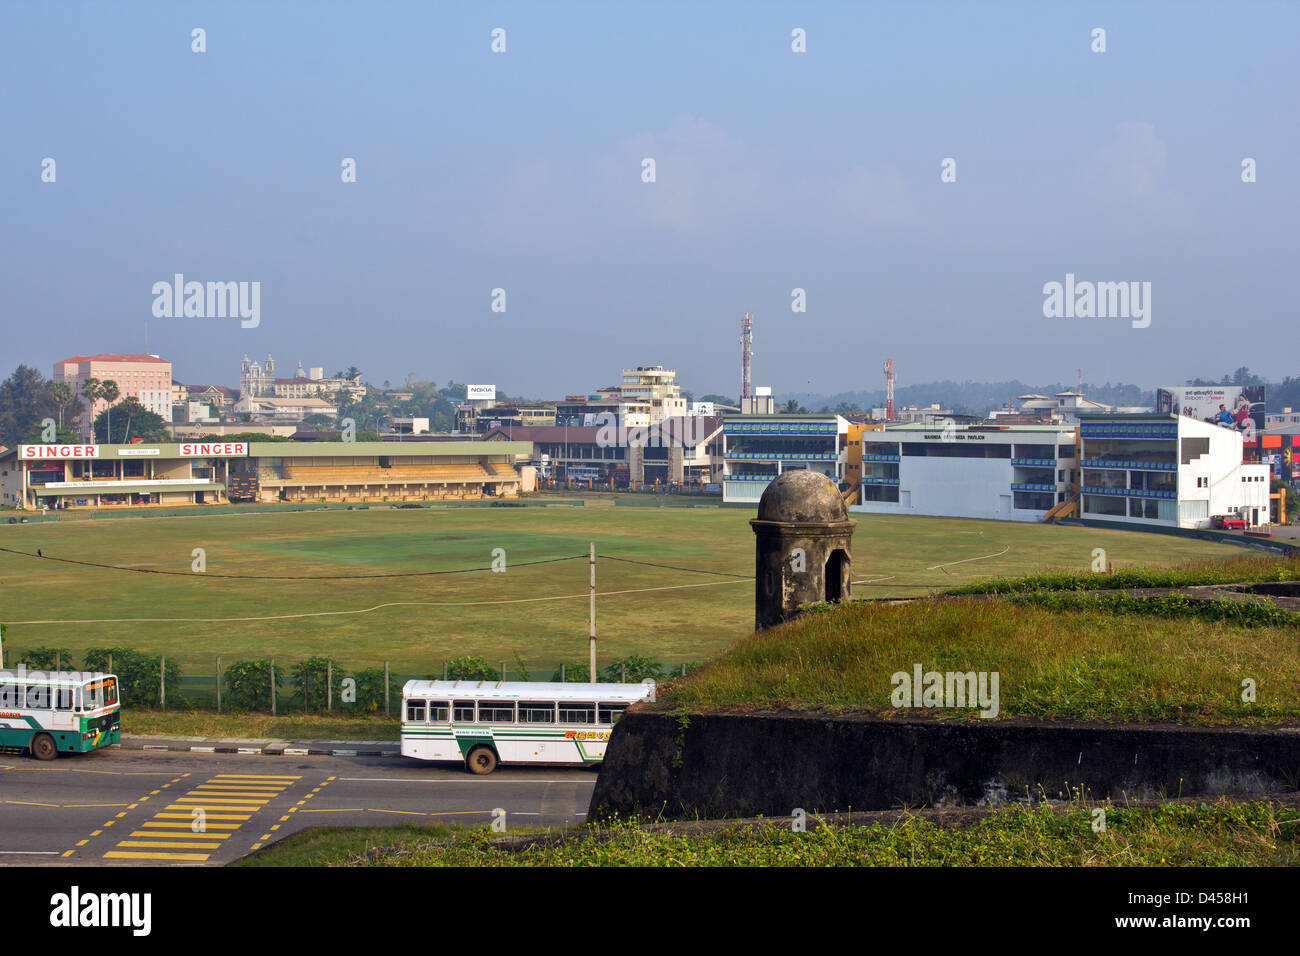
(234, 800), (1300, 867)
(0, 505), (1245, 674)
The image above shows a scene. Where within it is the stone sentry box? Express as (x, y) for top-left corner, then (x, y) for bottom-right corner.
(750, 470), (856, 630)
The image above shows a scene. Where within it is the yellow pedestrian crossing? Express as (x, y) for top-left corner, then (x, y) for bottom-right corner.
(103, 773), (300, 863)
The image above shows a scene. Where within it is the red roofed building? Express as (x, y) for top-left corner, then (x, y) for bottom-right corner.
(54, 353), (173, 438)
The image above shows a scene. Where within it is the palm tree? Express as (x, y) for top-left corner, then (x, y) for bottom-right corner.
(79, 378), (101, 440)
(99, 380), (120, 442)
(51, 382), (72, 428)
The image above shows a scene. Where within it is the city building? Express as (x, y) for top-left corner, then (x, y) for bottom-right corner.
(849, 423), (1078, 521)
(619, 366), (687, 424)
(239, 356), (365, 403)
(721, 414), (850, 504)
(554, 395), (651, 428)
(1, 439), (530, 509)
(482, 416), (723, 488)
(739, 385), (775, 416)
(233, 395), (338, 421)
(54, 353), (174, 438)
(1078, 413), (1271, 528)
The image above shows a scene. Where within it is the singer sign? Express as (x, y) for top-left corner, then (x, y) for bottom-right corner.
(179, 442), (248, 457)
(19, 445), (99, 459)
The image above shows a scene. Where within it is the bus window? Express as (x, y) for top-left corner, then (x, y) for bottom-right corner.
(477, 701), (515, 723)
(0, 682), (16, 708)
(55, 686), (74, 711)
(453, 700), (476, 722)
(25, 685), (50, 709)
(428, 700), (450, 722)
(519, 701), (556, 723)
(559, 702), (595, 724)
(405, 699), (426, 722)
(598, 703), (629, 725)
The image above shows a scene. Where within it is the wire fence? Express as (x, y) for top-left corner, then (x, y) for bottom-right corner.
(0, 648), (701, 716)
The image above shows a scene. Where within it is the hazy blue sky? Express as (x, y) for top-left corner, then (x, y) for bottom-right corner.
(2, 1), (1296, 399)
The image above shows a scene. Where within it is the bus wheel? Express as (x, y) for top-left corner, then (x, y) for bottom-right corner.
(466, 746), (497, 775)
(30, 733), (57, 761)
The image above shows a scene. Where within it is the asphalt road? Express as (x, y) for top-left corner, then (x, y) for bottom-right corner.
(0, 748), (598, 865)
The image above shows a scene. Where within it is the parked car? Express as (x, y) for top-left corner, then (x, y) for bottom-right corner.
(1212, 514), (1247, 530)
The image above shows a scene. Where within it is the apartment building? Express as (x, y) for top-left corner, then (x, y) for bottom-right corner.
(54, 353), (174, 438)
(619, 366), (687, 425)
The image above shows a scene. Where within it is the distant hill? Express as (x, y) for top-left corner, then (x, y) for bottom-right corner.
(778, 380), (1154, 415)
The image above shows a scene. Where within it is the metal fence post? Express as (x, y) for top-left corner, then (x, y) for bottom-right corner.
(271, 659), (277, 716)
(384, 661), (390, 717)
(561, 664), (566, 683)
(160, 655), (166, 709)
(216, 656), (222, 713)
(327, 660), (332, 712)
(304, 668), (310, 714)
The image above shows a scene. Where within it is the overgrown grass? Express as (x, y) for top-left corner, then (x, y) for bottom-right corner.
(1006, 591), (1300, 628)
(234, 823), (459, 867)
(650, 598), (1300, 724)
(123, 710), (399, 741)
(237, 800), (1300, 867)
(943, 552), (1300, 595)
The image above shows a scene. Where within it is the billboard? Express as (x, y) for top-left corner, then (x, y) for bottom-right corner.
(1156, 386), (1265, 435)
(466, 384), (495, 402)
(20, 445), (98, 459)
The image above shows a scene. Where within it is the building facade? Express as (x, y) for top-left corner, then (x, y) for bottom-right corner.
(721, 414), (849, 504)
(1078, 413), (1271, 528)
(619, 366), (687, 424)
(54, 353), (174, 438)
(849, 423), (1078, 521)
(1, 440), (530, 509)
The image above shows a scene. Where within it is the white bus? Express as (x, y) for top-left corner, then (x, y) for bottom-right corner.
(0, 669), (121, 760)
(400, 680), (654, 774)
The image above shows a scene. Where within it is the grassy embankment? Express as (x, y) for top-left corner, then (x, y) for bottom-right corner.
(237, 799), (1300, 867)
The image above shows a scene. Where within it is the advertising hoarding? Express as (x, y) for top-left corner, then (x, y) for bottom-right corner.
(1156, 386), (1266, 435)
(466, 384), (496, 402)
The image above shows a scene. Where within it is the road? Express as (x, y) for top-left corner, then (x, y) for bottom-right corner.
(0, 748), (598, 865)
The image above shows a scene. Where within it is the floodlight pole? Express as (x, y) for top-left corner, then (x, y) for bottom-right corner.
(589, 542), (597, 683)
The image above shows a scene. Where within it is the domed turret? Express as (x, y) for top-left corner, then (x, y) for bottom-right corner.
(750, 470), (856, 631)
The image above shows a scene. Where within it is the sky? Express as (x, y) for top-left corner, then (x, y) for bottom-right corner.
(1, 1), (1297, 400)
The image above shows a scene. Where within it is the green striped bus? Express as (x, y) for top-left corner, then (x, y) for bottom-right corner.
(0, 668), (121, 760)
(401, 680), (654, 774)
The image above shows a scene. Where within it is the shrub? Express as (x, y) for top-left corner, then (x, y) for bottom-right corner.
(346, 667), (402, 713)
(445, 656), (500, 681)
(290, 656), (343, 712)
(550, 662), (590, 682)
(83, 647), (182, 708)
(222, 659), (281, 710)
(14, 646), (74, 670)
(599, 654), (664, 683)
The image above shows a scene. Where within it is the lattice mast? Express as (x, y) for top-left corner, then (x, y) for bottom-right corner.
(740, 312), (754, 408)
(884, 358), (895, 420)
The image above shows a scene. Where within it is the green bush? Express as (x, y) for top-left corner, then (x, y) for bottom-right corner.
(290, 656), (343, 712)
(14, 646), (74, 670)
(222, 659), (281, 710)
(550, 662), (590, 682)
(346, 667), (401, 713)
(445, 656), (500, 681)
(599, 654), (664, 683)
(83, 647), (182, 708)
